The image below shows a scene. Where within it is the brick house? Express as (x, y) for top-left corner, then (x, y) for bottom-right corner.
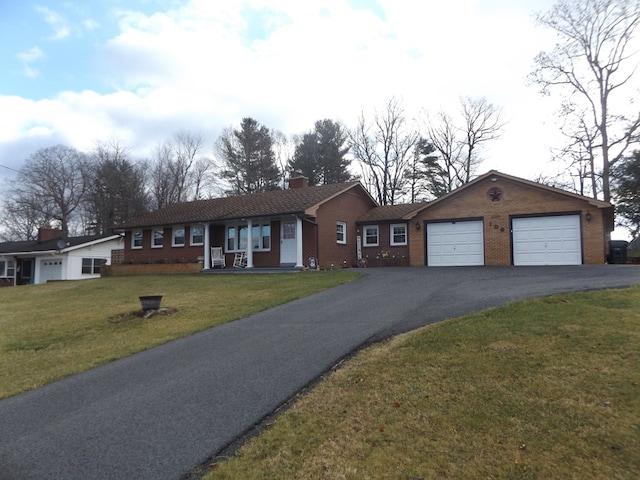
(114, 171), (614, 270)
(114, 177), (377, 270)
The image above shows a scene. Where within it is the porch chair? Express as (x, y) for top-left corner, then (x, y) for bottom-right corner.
(211, 247), (226, 268)
(233, 251), (247, 268)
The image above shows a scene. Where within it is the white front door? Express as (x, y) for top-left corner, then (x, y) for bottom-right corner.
(512, 215), (582, 265)
(280, 220), (297, 265)
(427, 220), (484, 266)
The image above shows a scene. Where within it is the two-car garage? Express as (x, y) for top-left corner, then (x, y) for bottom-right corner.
(426, 215), (583, 266)
(410, 171), (612, 267)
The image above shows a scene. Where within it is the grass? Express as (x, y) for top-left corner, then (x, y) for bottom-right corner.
(0, 271), (360, 399)
(206, 286), (640, 480)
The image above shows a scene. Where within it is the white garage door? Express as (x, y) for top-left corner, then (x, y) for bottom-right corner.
(39, 259), (63, 283)
(512, 215), (581, 266)
(427, 220), (484, 266)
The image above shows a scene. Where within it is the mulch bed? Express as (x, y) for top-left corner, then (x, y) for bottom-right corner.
(108, 307), (178, 323)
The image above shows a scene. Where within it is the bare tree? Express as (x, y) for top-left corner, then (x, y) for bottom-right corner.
(426, 110), (465, 193)
(425, 97), (505, 192)
(149, 131), (213, 208)
(530, 0), (640, 202)
(9, 145), (89, 234)
(149, 143), (176, 210)
(461, 97), (505, 183)
(2, 193), (54, 241)
(553, 108), (600, 197)
(271, 130), (294, 189)
(349, 97), (419, 205)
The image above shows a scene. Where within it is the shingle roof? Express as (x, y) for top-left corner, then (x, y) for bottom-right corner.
(114, 182), (374, 229)
(0, 234), (118, 255)
(357, 203), (427, 222)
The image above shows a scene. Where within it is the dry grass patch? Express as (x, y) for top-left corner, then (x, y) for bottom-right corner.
(207, 287), (640, 480)
(0, 271), (360, 399)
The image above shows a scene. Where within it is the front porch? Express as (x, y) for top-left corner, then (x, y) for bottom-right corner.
(203, 216), (308, 270)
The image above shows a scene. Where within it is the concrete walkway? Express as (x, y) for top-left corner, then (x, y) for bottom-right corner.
(1, 266), (639, 479)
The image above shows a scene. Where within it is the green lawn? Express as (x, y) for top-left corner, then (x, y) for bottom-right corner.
(206, 286), (640, 480)
(0, 271), (360, 399)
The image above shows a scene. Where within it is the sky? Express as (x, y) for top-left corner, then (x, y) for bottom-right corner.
(0, 0), (569, 181)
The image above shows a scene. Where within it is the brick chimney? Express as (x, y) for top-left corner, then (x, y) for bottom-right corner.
(289, 175), (309, 189)
(38, 227), (63, 243)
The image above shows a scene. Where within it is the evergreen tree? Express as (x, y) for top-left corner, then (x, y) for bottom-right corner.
(216, 118), (281, 195)
(612, 150), (640, 237)
(290, 119), (351, 186)
(86, 141), (149, 233)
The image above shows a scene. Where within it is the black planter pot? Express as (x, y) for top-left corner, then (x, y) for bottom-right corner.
(139, 295), (163, 311)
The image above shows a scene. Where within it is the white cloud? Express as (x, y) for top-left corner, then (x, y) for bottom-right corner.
(16, 47), (43, 79)
(36, 6), (71, 40)
(1, 0), (625, 187)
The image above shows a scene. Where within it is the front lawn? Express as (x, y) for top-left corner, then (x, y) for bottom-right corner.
(0, 272), (360, 399)
(206, 287), (640, 480)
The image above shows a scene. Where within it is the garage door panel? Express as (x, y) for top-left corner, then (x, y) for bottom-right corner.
(512, 215), (581, 266)
(427, 220), (484, 266)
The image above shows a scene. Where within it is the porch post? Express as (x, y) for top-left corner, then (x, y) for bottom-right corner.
(296, 216), (303, 268)
(246, 219), (254, 268)
(203, 223), (211, 269)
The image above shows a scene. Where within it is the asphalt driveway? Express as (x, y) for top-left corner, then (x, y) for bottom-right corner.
(1, 265), (639, 480)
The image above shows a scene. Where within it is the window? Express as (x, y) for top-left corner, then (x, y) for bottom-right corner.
(226, 223), (271, 252)
(252, 224), (271, 249)
(0, 259), (15, 278)
(337, 221), (346, 244)
(152, 228), (164, 248)
(390, 223), (407, 246)
(82, 258), (107, 275)
(132, 230), (143, 249)
(227, 226), (236, 251)
(363, 225), (379, 247)
(190, 225), (203, 245)
(172, 227), (185, 247)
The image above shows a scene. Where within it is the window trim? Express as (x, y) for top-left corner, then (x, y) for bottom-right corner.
(336, 221), (347, 244)
(131, 230), (143, 249)
(390, 223), (408, 246)
(81, 258), (106, 275)
(226, 222), (272, 252)
(0, 259), (16, 278)
(152, 228), (164, 248)
(172, 226), (186, 247)
(363, 225), (379, 247)
(190, 225), (204, 246)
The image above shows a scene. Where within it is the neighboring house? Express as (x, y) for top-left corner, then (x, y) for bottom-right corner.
(114, 171), (614, 270)
(0, 228), (123, 286)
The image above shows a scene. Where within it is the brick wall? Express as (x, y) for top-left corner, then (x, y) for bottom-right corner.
(102, 263), (203, 276)
(125, 226), (205, 264)
(409, 177), (609, 266)
(316, 191), (374, 269)
(359, 221), (410, 266)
